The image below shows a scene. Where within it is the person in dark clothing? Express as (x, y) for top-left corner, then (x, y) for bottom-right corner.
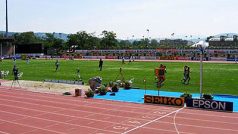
(99, 58), (103, 71)
(184, 66), (191, 85)
(182, 66), (190, 85)
(12, 65), (19, 80)
(182, 65), (187, 84)
(55, 60), (60, 71)
(76, 68), (80, 75)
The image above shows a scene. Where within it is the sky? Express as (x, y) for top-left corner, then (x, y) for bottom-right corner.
(0, 0), (238, 39)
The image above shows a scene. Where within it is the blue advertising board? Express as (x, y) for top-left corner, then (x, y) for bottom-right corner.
(186, 99), (233, 112)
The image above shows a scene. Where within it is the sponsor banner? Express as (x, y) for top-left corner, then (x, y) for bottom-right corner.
(82, 56), (105, 59)
(227, 58), (238, 61)
(140, 56), (157, 60)
(105, 56), (116, 59)
(176, 56), (190, 60)
(159, 56), (176, 60)
(210, 57), (227, 61)
(186, 99), (233, 112)
(144, 95), (184, 107)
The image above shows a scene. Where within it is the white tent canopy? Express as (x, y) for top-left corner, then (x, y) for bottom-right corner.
(191, 41), (209, 48)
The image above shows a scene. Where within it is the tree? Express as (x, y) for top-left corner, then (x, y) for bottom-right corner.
(67, 31), (100, 50)
(14, 32), (41, 44)
(100, 30), (117, 49)
(150, 39), (159, 49)
(43, 33), (64, 55)
(118, 40), (132, 49)
(0, 33), (4, 37)
(87, 35), (100, 50)
(67, 34), (78, 52)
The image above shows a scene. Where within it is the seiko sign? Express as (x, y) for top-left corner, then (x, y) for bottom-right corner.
(186, 99), (233, 112)
(144, 95), (184, 107)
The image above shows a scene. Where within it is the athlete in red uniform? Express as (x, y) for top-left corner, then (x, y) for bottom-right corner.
(157, 64), (166, 88)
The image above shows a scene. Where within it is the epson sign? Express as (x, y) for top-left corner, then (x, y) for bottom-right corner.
(186, 99), (233, 112)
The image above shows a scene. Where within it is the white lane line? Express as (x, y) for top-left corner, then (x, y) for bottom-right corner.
(0, 130), (10, 134)
(168, 116), (238, 125)
(121, 107), (184, 134)
(0, 119), (64, 134)
(0, 103), (134, 127)
(142, 121), (238, 132)
(0, 95), (177, 122)
(0, 89), (237, 133)
(0, 92), (174, 116)
(0, 89), (236, 119)
(1, 92), (237, 125)
(0, 98), (155, 123)
(173, 107), (181, 134)
(0, 110), (120, 134)
(0, 88), (180, 113)
(0, 88), (177, 111)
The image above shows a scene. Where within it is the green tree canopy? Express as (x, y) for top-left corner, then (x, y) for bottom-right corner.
(14, 32), (41, 44)
(100, 30), (118, 49)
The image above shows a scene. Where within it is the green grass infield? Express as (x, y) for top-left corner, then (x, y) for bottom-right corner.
(1, 59), (237, 95)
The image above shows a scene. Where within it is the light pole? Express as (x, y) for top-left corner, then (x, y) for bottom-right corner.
(6, 0), (8, 37)
(146, 29), (150, 48)
(1, 0), (9, 57)
(192, 41), (208, 98)
(199, 45), (204, 99)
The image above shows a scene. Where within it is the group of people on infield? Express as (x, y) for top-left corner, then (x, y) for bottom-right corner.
(4, 58), (191, 88)
(155, 64), (191, 88)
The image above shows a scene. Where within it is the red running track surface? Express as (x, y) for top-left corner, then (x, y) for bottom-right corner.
(0, 86), (238, 134)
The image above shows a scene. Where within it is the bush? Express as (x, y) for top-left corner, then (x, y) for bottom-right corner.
(203, 94), (213, 100)
(180, 93), (192, 101)
(85, 89), (94, 98)
(112, 82), (119, 92)
(98, 85), (107, 95)
(21, 54), (27, 60)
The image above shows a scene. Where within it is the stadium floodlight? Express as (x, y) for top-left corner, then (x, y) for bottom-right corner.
(6, 0), (8, 37)
(192, 41), (209, 99)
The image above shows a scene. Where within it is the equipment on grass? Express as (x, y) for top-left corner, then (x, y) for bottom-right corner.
(115, 68), (125, 83)
(11, 72), (23, 88)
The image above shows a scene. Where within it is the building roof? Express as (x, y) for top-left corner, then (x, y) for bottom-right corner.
(209, 38), (234, 42)
(0, 37), (14, 42)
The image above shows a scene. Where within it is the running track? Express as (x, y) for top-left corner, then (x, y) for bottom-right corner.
(0, 86), (238, 134)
